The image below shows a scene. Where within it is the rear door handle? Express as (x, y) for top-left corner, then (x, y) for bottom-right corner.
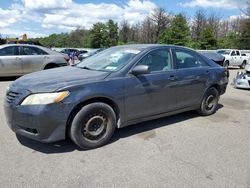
(168, 75), (177, 81)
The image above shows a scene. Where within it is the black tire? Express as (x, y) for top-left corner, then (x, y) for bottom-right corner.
(70, 102), (116, 149)
(240, 61), (246, 69)
(197, 87), (219, 116)
(44, 64), (58, 70)
(223, 61), (229, 69)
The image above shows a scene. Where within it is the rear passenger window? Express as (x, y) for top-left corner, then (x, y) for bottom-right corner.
(174, 49), (208, 69)
(236, 51), (240, 56)
(0, 46), (19, 56)
(137, 49), (173, 72)
(21, 46), (48, 55)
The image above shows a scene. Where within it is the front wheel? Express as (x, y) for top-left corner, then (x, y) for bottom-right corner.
(197, 87), (219, 116)
(69, 102), (116, 149)
(240, 61), (246, 69)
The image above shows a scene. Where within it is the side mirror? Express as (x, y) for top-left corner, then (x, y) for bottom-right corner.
(130, 65), (150, 76)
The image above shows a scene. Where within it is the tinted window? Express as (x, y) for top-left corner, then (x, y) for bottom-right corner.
(0, 46), (19, 56)
(236, 51), (240, 56)
(137, 49), (172, 72)
(21, 46), (48, 55)
(231, 51), (236, 56)
(38, 48), (48, 55)
(174, 49), (208, 69)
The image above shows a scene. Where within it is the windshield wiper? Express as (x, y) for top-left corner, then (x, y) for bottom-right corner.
(80, 66), (94, 70)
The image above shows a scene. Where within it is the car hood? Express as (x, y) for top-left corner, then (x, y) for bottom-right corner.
(10, 66), (110, 93)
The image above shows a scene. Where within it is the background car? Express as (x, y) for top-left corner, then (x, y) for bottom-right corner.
(78, 48), (105, 61)
(5, 44), (228, 149)
(60, 48), (80, 57)
(0, 44), (68, 76)
(233, 66), (250, 89)
(217, 49), (249, 69)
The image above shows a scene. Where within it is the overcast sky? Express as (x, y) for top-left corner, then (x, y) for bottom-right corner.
(0, 0), (247, 38)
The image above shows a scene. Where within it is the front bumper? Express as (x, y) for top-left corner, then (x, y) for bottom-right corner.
(4, 98), (72, 143)
(234, 78), (250, 89)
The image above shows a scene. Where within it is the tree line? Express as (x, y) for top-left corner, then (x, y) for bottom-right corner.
(1, 2), (250, 50)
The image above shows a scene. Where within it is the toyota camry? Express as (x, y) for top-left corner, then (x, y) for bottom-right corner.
(4, 44), (228, 149)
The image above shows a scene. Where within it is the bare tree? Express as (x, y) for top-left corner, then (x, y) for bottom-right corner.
(150, 7), (171, 42)
(240, 0), (250, 17)
(207, 11), (222, 39)
(141, 16), (155, 43)
(191, 9), (207, 41)
(119, 20), (131, 43)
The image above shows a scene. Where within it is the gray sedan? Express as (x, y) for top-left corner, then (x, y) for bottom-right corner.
(4, 44), (228, 149)
(0, 44), (68, 76)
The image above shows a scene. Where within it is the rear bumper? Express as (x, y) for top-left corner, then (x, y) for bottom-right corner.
(220, 83), (228, 95)
(4, 101), (72, 143)
(234, 78), (250, 89)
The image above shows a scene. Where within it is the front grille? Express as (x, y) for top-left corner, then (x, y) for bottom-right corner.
(6, 91), (20, 103)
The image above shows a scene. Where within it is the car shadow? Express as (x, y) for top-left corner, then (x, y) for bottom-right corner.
(16, 104), (224, 154)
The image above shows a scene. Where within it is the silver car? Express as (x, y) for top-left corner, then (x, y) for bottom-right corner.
(0, 44), (68, 76)
(233, 67), (250, 89)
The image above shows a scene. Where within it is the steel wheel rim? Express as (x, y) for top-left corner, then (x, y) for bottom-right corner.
(82, 113), (108, 142)
(205, 95), (215, 111)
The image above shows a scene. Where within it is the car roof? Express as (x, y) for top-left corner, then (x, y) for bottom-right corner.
(0, 44), (44, 48)
(111, 44), (193, 51)
(0, 44), (61, 55)
(217, 49), (239, 51)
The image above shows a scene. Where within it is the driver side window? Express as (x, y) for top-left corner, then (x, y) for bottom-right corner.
(137, 49), (172, 72)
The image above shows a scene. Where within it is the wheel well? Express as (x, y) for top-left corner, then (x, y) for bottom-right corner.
(44, 63), (58, 69)
(209, 84), (221, 94)
(65, 97), (120, 137)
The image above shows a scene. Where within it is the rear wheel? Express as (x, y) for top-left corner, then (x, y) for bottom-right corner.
(197, 87), (219, 116)
(69, 102), (116, 149)
(240, 61), (246, 69)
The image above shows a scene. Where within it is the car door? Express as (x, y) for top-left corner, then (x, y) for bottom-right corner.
(124, 47), (179, 121)
(172, 48), (210, 108)
(0, 46), (22, 76)
(235, 51), (242, 65)
(230, 50), (237, 65)
(19, 46), (48, 74)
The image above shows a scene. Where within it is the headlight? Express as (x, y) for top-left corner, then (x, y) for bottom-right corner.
(21, 91), (69, 105)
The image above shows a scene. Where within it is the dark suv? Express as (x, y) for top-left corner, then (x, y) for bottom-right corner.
(4, 45), (228, 149)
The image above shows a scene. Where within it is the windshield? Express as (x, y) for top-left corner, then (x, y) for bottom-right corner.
(76, 46), (141, 72)
(217, 50), (230, 55)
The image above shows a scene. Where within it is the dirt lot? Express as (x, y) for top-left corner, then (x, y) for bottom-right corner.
(0, 69), (249, 188)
